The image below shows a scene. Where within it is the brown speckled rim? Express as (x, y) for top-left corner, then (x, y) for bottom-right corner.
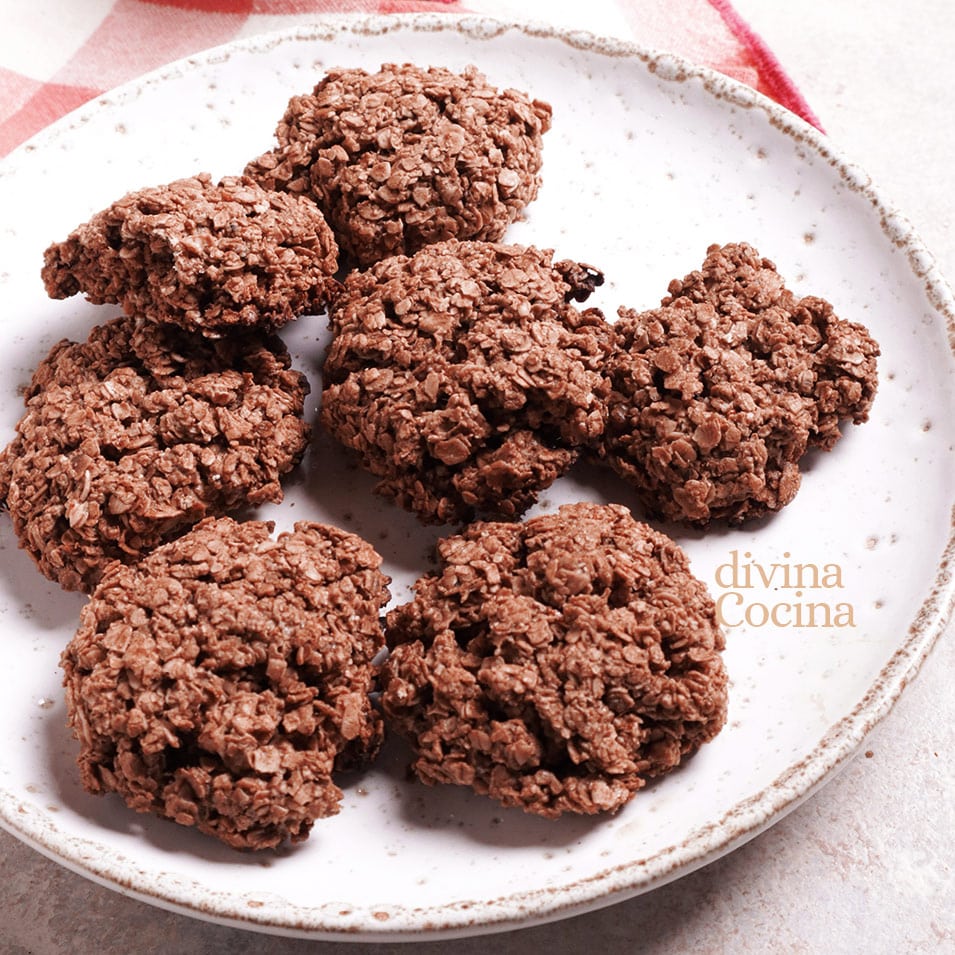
(1, 12), (953, 942)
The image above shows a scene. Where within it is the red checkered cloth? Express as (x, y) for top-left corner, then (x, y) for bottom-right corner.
(0, 0), (820, 158)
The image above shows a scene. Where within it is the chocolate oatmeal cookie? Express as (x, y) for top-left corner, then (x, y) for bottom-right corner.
(379, 502), (727, 818)
(602, 242), (880, 524)
(61, 517), (389, 850)
(0, 315), (310, 592)
(245, 64), (552, 266)
(320, 240), (612, 524)
(42, 174), (339, 335)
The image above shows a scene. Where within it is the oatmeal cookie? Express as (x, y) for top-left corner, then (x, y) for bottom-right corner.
(320, 240), (611, 524)
(380, 502), (727, 818)
(245, 64), (552, 265)
(0, 315), (310, 592)
(61, 517), (389, 850)
(602, 242), (880, 524)
(42, 174), (339, 335)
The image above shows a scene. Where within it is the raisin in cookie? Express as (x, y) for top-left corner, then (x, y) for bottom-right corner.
(320, 240), (611, 524)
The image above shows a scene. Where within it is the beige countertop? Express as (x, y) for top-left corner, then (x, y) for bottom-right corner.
(1, 2), (952, 952)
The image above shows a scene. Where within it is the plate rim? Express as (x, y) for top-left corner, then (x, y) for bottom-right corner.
(0, 10), (953, 941)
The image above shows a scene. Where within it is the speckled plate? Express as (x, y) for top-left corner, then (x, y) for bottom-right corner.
(0, 13), (952, 942)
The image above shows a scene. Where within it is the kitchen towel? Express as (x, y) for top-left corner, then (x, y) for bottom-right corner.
(0, 0), (821, 158)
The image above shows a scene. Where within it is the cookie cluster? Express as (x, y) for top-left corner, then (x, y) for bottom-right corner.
(0, 60), (881, 850)
(323, 239), (879, 527)
(2, 63), (568, 850)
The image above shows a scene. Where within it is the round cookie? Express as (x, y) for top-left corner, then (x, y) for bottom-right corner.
(42, 173), (339, 335)
(320, 240), (612, 524)
(379, 502), (727, 818)
(61, 516), (390, 851)
(245, 64), (552, 266)
(0, 315), (310, 592)
(602, 242), (880, 525)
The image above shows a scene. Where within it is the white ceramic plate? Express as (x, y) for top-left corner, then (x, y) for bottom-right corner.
(0, 13), (952, 942)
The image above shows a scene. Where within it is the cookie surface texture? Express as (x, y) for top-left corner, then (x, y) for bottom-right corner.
(61, 517), (389, 850)
(603, 242), (880, 524)
(0, 315), (310, 592)
(320, 240), (611, 524)
(246, 64), (552, 265)
(380, 502), (728, 818)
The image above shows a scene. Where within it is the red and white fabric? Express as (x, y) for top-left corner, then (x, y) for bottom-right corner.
(0, 0), (821, 159)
